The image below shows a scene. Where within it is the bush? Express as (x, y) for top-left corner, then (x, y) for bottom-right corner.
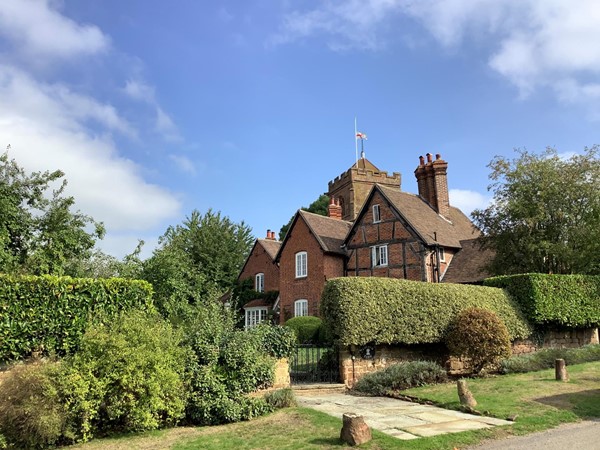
(284, 316), (323, 344)
(66, 310), (189, 436)
(0, 362), (67, 449)
(264, 388), (297, 409)
(180, 302), (277, 425)
(500, 344), (600, 374)
(250, 324), (297, 359)
(321, 277), (532, 346)
(353, 361), (448, 396)
(484, 274), (600, 328)
(0, 274), (154, 361)
(445, 308), (512, 374)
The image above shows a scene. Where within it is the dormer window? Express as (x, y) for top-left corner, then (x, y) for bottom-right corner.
(373, 204), (381, 223)
(255, 273), (264, 292)
(295, 251), (307, 278)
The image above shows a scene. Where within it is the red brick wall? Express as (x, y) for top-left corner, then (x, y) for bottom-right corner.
(278, 218), (345, 323)
(238, 241), (280, 292)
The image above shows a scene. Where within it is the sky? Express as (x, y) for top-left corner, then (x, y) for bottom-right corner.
(1, 0), (600, 259)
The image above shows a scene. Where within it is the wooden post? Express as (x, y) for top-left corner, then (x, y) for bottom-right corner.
(340, 413), (371, 446)
(555, 359), (569, 382)
(457, 379), (477, 408)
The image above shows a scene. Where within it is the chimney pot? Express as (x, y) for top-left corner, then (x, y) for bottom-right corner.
(419, 155), (425, 166)
(426, 153), (433, 163)
(267, 229), (271, 239)
(435, 153), (441, 160)
(330, 196), (336, 205)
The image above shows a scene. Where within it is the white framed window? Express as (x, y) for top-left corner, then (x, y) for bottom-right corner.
(245, 307), (268, 329)
(371, 244), (388, 267)
(439, 247), (446, 262)
(255, 273), (264, 292)
(295, 251), (307, 278)
(294, 299), (308, 317)
(373, 204), (381, 223)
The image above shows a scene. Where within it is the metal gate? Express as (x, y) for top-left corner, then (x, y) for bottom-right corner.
(290, 344), (339, 384)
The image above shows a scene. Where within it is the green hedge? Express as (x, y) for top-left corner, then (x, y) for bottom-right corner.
(320, 277), (532, 346)
(484, 274), (600, 328)
(0, 274), (154, 361)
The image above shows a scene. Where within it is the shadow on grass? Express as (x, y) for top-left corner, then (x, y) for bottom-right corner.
(533, 389), (600, 418)
(309, 437), (345, 446)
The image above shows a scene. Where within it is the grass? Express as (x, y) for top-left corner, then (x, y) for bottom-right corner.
(67, 361), (600, 450)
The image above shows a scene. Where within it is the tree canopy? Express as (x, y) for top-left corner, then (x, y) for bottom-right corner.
(472, 147), (600, 275)
(0, 151), (104, 275)
(141, 209), (254, 313)
(278, 194), (330, 240)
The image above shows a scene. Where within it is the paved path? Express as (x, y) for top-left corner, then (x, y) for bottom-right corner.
(466, 420), (600, 450)
(296, 393), (512, 441)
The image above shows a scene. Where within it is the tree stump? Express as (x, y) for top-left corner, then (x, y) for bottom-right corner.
(555, 359), (569, 382)
(457, 379), (477, 408)
(340, 413), (372, 446)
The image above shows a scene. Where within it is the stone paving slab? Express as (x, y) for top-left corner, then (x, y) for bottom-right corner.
(297, 393), (512, 440)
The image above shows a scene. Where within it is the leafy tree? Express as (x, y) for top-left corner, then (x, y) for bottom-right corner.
(0, 151), (104, 275)
(473, 147), (600, 275)
(278, 194), (329, 240)
(142, 209), (254, 314)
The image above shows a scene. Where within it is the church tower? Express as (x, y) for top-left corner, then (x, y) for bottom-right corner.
(327, 157), (401, 222)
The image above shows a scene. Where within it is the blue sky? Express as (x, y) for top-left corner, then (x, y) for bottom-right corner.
(2, 1), (600, 258)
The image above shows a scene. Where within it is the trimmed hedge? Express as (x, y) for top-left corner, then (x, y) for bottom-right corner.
(0, 274), (154, 361)
(484, 274), (600, 328)
(284, 316), (323, 344)
(320, 277), (532, 346)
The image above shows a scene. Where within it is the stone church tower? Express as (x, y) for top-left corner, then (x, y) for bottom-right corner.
(327, 157), (401, 222)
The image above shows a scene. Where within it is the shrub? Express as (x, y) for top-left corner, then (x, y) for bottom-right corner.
(284, 316), (323, 344)
(180, 302), (277, 425)
(445, 307), (512, 374)
(0, 362), (67, 449)
(66, 310), (189, 435)
(250, 324), (297, 359)
(264, 388), (297, 409)
(353, 361), (448, 396)
(484, 274), (600, 328)
(0, 274), (154, 361)
(321, 277), (532, 346)
(500, 344), (600, 374)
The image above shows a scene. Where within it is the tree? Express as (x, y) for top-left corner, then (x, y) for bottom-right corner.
(278, 194), (330, 240)
(141, 209), (254, 314)
(472, 147), (600, 275)
(0, 151), (104, 275)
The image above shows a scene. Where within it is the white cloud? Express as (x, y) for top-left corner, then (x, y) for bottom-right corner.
(449, 189), (490, 215)
(274, 0), (600, 114)
(0, 64), (181, 234)
(169, 154), (196, 175)
(0, 0), (109, 59)
(123, 79), (156, 103)
(156, 107), (181, 142)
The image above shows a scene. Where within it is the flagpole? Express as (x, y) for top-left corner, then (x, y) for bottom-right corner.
(354, 117), (358, 167)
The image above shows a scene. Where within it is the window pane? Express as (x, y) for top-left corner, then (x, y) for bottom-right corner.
(294, 299), (308, 317)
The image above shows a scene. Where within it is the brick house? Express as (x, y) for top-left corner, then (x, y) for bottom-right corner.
(236, 153), (491, 325)
(274, 205), (351, 323)
(344, 154), (481, 282)
(237, 230), (281, 328)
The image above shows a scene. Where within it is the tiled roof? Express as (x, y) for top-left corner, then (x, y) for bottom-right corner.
(299, 210), (352, 255)
(243, 298), (270, 308)
(442, 238), (494, 284)
(377, 185), (480, 248)
(257, 238), (281, 260)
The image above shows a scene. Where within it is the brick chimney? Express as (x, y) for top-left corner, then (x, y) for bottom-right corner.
(414, 153), (450, 218)
(328, 196), (343, 220)
(266, 230), (276, 240)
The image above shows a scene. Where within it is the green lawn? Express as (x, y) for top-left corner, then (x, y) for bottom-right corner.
(69, 361), (600, 450)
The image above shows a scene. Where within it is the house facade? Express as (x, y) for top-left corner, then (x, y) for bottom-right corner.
(237, 230), (281, 328)
(236, 153), (491, 325)
(274, 207), (351, 323)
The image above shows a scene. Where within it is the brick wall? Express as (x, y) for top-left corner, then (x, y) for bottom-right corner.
(338, 327), (600, 386)
(278, 217), (344, 322)
(238, 241), (280, 292)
